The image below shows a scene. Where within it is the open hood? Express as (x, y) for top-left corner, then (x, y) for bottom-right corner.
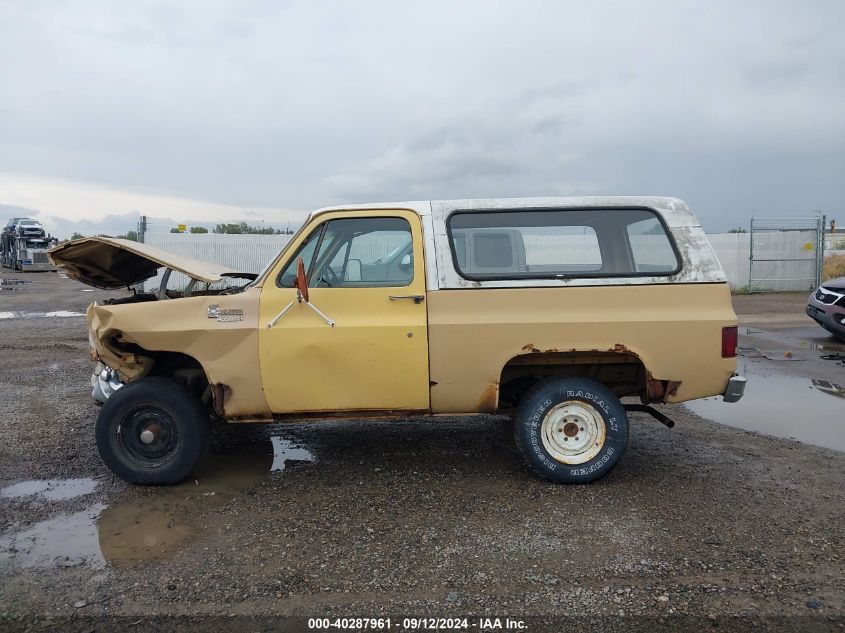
(48, 237), (251, 289)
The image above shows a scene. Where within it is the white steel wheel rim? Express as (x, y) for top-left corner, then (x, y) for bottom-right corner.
(540, 401), (607, 465)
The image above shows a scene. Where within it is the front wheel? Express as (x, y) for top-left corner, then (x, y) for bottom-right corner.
(95, 377), (210, 484)
(514, 377), (628, 484)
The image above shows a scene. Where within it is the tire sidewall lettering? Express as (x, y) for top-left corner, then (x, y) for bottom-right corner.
(519, 379), (628, 484)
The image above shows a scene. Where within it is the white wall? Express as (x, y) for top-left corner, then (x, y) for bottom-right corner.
(709, 231), (823, 291)
(143, 233), (292, 292)
(707, 233), (751, 290)
(142, 230), (826, 293)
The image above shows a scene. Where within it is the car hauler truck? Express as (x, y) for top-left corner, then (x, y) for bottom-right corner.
(1, 231), (59, 271)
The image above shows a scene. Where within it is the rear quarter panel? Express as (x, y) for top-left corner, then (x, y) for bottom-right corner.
(427, 282), (737, 413)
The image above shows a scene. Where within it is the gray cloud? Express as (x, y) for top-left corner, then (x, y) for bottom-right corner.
(1, 0), (843, 231)
(0, 205), (140, 238)
(0, 205), (298, 239)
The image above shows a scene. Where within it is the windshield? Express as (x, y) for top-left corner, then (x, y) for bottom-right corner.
(246, 218), (309, 288)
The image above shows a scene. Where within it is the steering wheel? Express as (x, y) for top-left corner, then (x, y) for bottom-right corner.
(319, 265), (341, 288)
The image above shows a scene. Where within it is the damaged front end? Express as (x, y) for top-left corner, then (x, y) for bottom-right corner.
(91, 361), (124, 403)
(50, 237), (267, 417)
(86, 301), (155, 401)
(86, 301), (156, 384)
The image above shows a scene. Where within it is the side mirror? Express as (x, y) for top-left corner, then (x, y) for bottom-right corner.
(295, 257), (309, 303)
(267, 256), (334, 328)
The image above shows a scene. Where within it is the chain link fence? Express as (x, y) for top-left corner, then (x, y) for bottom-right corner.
(748, 217), (825, 292)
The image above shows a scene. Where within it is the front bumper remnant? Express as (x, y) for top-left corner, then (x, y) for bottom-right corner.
(91, 362), (125, 403)
(723, 374), (746, 403)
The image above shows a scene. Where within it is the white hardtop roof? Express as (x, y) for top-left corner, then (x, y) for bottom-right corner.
(311, 196), (700, 227)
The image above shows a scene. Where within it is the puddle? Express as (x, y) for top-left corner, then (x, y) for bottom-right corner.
(95, 439), (312, 565)
(0, 504), (108, 569)
(0, 437), (315, 569)
(800, 341), (845, 353)
(811, 379), (845, 399)
(686, 371), (845, 451)
(98, 502), (196, 566)
(0, 310), (84, 319)
(271, 437), (315, 471)
(1, 478), (98, 501)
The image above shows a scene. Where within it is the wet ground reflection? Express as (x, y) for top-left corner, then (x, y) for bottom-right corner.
(0, 436), (315, 569)
(0, 310), (85, 319)
(686, 368), (845, 451)
(1, 478), (98, 501)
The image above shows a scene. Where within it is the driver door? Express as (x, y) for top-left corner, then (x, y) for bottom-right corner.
(258, 209), (430, 414)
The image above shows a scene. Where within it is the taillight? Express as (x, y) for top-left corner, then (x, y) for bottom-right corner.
(722, 326), (738, 358)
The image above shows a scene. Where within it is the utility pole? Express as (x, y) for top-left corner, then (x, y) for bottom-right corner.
(138, 215), (147, 244)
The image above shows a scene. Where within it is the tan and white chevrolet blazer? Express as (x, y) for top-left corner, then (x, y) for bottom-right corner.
(50, 196), (746, 485)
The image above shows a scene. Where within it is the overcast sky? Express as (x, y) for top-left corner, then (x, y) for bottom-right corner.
(1, 0), (843, 237)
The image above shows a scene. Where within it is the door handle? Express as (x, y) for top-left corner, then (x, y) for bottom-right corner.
(388, 295), (425, 304)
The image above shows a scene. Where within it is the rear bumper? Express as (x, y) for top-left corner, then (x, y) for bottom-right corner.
(723, 374), (747, 403)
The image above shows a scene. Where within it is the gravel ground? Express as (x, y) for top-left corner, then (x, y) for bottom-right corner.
(0, 271), (843, 632)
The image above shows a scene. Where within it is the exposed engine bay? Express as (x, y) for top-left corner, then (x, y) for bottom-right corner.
(101, 281), (252, 305)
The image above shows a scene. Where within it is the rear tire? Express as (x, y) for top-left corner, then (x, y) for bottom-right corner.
(96, 377), (210, 485)
(514, 377), (628, 484)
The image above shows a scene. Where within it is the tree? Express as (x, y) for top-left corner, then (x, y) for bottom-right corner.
(190, 226), (209, 234)
(70, 232), (84, 240)
(170, 227), (183, 233)
(116, 230), (138, 241)
(728, 227), (747, 234)
(213, 221), (280, 234)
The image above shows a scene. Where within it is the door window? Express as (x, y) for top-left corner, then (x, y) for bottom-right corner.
(277, 217), (414, 288)
(311, 217), (413, 288)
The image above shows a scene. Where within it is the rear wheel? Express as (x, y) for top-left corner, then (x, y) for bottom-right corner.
(96, 377), (210, 484)
(514, 377), (628, 484)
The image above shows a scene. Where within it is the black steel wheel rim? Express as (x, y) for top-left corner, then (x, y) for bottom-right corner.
(117, 405), (180, 467)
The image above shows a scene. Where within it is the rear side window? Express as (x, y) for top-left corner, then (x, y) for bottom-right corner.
(626, 217), (679, 273)
(447, 208), (680, 280)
